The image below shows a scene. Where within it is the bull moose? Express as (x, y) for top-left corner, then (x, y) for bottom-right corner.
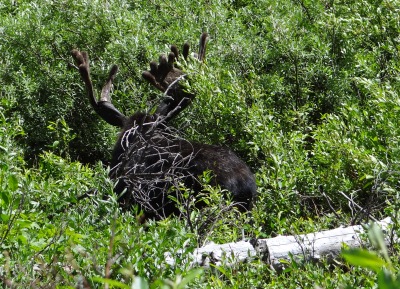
(71, 33), (257, 220)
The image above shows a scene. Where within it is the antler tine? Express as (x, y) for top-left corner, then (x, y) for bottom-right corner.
(71, 50), (127, 128)
(170, 45), (179, 61)
(198, 33), (208, 61)
(182, 43), (190, 60)
(81, 51), (90, 68)
(71, 49), (97, 110)
(167, 52), (175, 71)
(142, 71), (165, 92)
(100, 64), (118, 102)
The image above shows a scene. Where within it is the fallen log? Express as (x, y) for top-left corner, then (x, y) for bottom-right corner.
(165, 217), (394, 271)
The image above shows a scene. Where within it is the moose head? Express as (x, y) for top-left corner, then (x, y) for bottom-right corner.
(72, 33), (257, 220)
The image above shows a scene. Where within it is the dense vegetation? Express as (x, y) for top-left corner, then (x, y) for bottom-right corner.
(1, 0), (400, 287)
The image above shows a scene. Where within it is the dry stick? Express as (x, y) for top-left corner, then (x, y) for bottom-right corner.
(115, 108), (197, 217)
(338, 191), (379, 222)
(163, 74), (187, 97)
(321, 191), (342, 221)
(120, 117), (243, 234)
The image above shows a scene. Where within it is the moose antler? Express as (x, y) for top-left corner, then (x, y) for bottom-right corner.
(71, 50), (127, 128)
(142, 33), (208, 121)
(142, 33), (207, 93)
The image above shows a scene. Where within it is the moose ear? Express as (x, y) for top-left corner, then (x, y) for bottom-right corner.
(142, 33), (208, 122)
(72, 50), (127, 128)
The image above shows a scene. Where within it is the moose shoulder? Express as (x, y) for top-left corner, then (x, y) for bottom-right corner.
(71, 33), (257, 220)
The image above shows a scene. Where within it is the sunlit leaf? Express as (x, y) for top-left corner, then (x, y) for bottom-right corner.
(8, 175), (18, 191)
(368, 222), (390, 264)
(176, 269), (204, 289)
(91, 277), (130, 289)
(342, 248), (386, 273)
(131, 277), (149, 289)
(377, 269), (400, 289)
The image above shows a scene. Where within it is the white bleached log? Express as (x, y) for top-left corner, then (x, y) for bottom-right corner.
(166, 218), (394, 271)
(262, 217), (392, 271)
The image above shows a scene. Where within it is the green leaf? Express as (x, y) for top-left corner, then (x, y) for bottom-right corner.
(0, 191), (10, 207)
(1, 213), (10, 222)
(17, 234), (28, 245)
(342, 248), (386, 273)
(16, 219), (32, 229)
(7, 175), (18, 192)
(131, 277), (149, 289)
(176, 269), (204, 289)
(368, 223), (390, 264)
(91, 277), (131, 289)
(377, 269), (400, 289)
